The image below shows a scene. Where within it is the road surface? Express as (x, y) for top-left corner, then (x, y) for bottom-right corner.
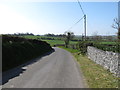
(2, 47), (86, 88)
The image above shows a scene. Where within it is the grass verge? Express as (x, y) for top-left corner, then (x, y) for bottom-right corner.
(59, 46), (118, 88)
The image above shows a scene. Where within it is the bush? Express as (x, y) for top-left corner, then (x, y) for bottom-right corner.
(93, 42), (120, 53)
(77, 41), (93, 55)
(77, 41), (120, 55)
(2, 35), (53, 71)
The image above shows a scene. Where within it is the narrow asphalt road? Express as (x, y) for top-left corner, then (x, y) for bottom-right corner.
(2, 47), (86, 88)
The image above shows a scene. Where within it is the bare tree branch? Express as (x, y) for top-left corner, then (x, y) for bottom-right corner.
(112, 18), (120, 41)
(112, 18), (120, 29)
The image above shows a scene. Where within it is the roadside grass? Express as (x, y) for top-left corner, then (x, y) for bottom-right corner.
(58, 46), (79, 53)
(59, 46), (118, 88)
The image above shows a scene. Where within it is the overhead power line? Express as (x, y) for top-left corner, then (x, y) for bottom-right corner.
(77, 0), (85, 15)
(67, 16), (84, 31)
(77, 0), (87, 41)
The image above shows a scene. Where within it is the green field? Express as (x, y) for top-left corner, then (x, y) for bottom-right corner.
(22, 35), (40, 39)
(99, 41), (117, 45)
(21, 35), (118, 47)
(42, 40), (64, 46)
(43, 40), (78, 46)
(22, 35), (61, 40)
(22, 35), (78, 46)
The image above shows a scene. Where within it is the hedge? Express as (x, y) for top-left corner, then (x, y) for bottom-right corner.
(75, 41), (120, 55)
(2, 35), (54, 71)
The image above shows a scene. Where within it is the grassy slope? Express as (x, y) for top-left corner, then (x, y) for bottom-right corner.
(59, 46), (118, 88)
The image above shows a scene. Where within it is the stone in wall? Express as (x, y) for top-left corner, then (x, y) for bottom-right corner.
(87, 46), (119, 77)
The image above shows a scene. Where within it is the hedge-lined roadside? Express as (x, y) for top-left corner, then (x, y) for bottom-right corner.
(2, 35), (54, 71)
(68, 41), (120, 55)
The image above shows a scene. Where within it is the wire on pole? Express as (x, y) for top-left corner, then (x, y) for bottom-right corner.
(77, 0), (87, 41)
(77, 0), (85, 15)
(67, 16), (84, 31)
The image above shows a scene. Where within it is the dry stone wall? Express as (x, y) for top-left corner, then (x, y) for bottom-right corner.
(87, 46), (120, 77)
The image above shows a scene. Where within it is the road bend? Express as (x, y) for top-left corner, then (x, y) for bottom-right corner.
(2, 47), (86, 88)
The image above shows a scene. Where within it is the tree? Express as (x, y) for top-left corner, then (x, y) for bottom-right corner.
(64, 31), (74, 48)
(112, 18), (120, 41)
(91, 31), (102, 41)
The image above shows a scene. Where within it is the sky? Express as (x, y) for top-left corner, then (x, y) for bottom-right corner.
(0, 1), (118, 36)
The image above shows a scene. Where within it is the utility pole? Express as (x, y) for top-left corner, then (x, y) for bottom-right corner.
(118, 1), (120, 41)
(84, 14), (86, 41)
(82, 33), (84, 41)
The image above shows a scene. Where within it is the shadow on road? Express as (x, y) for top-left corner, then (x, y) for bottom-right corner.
(2, 49), (55, 85)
